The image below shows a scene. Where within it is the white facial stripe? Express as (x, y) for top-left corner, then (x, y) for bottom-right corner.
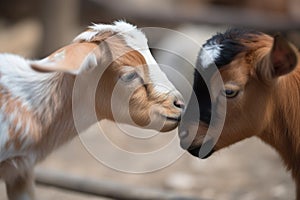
(75, 20), (177, 94)
(140, 50), (176, 94)
(199, 44), (222, 69)
(111, 25), (177, 94)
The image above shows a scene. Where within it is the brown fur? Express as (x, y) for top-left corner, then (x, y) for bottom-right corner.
(1, 26), (183, 200)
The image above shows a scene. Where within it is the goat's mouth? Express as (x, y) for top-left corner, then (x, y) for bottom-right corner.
(187, 139), (215, 159)
(157, 114), (181, 132)
(163, 115), (181, 122)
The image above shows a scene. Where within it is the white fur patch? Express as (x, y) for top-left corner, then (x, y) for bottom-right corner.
(74, 20), (148, 55)
(104, 22), (176, 94)
(0, 54), (59, 110)
(199, 43), (222, 69)
(0, 54), (61, 162)
(139, 50), (176, 94)
(75, 20), (177, 94)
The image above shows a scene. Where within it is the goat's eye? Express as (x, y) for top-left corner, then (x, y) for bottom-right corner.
(223, 89), (239, 98)
(120, 71), (138, 82)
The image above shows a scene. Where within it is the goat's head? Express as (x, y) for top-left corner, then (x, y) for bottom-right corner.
(179, 28), (298, 158)
(30, 21), (184, 132)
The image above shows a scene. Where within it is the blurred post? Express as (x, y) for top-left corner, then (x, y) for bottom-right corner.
(289, 0), (300, 22)
(38, 0), (80, 57)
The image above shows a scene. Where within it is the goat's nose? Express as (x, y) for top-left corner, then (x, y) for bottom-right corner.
(174, 99), (185, 109)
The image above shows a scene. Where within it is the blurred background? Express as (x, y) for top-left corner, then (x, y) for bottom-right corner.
(0, 0), (299, 199)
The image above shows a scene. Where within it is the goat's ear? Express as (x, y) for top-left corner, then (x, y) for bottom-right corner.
(270, 35), (298, 77)
(30, 42), (101, 74)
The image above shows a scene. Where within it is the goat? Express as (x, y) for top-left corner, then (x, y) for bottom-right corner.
(179, 28), (300, 198)
(0, 21), (184, 200)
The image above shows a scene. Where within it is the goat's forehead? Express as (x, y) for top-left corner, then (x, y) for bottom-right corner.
(74, 21), (176, 93)
(198, 28), (265, 70)
(74, 21), (149, 51)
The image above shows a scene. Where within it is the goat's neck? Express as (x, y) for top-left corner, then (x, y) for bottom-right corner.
(35, 73), (74, 127)
(259, 67), (300, 197)
(33, 72), (98, 161)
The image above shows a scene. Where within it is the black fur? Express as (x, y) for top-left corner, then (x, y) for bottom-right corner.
(180, 28), (264, 158)
(202, 28), (262, 68)
(191, 28), (262, 124)
(193, 68), (212, 124)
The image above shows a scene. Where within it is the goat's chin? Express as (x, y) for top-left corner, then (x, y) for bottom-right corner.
(186, 139), (215, 159)
(187, 147), (215, 159)
(157, 113), (182, 132)
(159, 121), (179, 132)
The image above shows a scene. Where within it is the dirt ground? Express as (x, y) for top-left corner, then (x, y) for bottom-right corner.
(0, 121), (295, 200)
(36, 124), (296, 200)
(0, 20), (296, 200)
(0, 122), (295, 200)
(0, 183), (112, 200)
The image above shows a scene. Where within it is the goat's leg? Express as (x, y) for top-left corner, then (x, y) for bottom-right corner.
(5, 169), (35, 200)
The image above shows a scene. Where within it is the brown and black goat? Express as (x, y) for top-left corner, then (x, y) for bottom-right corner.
(179, 28), (300, 198)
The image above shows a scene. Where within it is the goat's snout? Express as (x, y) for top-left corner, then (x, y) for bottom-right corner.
(168, 93), (185, 119)
(169, 91), (185, 110)
(187, 141), (215, 159)
(179, 128), (215, 159)
(178, 121), (215, 159)
(174, 99), (185, 110)
(165, 97), (184, 123)
(172, 98), (184, 121)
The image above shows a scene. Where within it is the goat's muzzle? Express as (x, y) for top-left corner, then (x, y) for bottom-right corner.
(158, 94), (185, 132)
(187, 142), (215, 159)
(178, 128), (215, 159)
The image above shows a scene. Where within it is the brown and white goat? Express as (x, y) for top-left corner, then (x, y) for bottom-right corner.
(0, 21), (184, 200)
(179, 29), (300, 198)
